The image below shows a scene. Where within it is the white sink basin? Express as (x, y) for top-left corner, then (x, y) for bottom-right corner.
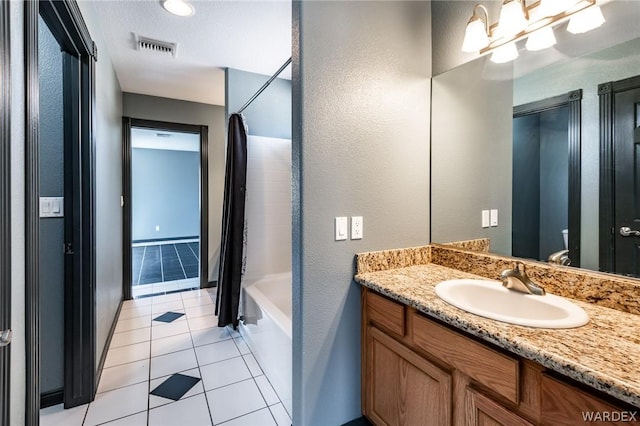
(434, 279), (589, 329)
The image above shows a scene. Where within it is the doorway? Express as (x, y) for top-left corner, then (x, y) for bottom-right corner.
(512, 90), (582, 266)
(599, 75), (640, 276)
(123, 119), (209, 300)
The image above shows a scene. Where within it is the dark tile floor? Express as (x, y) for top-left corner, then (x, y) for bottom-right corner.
(132, 241), (200, 285)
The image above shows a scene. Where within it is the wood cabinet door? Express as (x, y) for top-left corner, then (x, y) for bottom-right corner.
(540, 374), (638, 426)
(465, 387), (533, 426)
(364, 326), (452, 426)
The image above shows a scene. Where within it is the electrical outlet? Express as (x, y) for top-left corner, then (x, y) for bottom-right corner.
(351, 216), (363, 239)
(155, 225), (160, 232)
(490, 209), (498, 227)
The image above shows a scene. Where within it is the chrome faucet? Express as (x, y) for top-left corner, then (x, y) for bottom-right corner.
(548, 249), (571, 266)
(500, 262), (545, 296)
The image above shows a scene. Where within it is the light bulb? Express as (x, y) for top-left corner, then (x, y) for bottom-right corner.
(495, 0), (528, 38)
(567, 6), (605, 34)
(526, 27), (557, 51)
(462, 19), (490, 52)
(491, 42), (519, 63)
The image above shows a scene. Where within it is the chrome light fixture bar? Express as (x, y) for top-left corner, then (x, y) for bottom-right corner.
(461, 0), (605, 61)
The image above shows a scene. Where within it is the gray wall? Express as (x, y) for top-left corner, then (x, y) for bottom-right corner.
(77, 0), (124, 370)
(132, 148), (200, 241)
(38, 15), (65, 394)
(122, 93), (225, 282)
(293, 1), (432, 424)
(10, 2), (27, 423)
(431, 56), (513, 255)
(514, 36), (640, 270)
(226, 68), (291, 139)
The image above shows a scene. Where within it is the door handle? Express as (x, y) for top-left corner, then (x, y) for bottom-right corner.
(0, 329), (11, 347)
(620, 226), (640, 237)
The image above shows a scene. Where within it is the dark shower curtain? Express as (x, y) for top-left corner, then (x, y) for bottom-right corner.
(216, 113), (248, 328)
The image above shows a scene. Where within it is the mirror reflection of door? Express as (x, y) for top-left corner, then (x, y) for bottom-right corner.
(603, 76), (640, 276)
(513, 107), (569, 262)
(512, 91), (582, 266)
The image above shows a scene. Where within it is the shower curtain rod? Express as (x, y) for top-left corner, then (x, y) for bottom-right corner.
(236, 57), (292, 114)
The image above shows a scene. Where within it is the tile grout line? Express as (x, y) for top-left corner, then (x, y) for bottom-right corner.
(186, 240), (199, 262)
(238, 329), (291, 424)
(185, 300), (216, 426)
(92, 409), (148, 426)
(159, 245), (165, 283)
(231, 331), (281, 425)
(216, 405), (276, 426)
(136, 245), (146, 286)
(174, 243), (188, 281)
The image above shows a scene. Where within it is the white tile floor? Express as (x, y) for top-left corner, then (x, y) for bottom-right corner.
(132, 278), (201, 299)
(40, 288), (292, 426)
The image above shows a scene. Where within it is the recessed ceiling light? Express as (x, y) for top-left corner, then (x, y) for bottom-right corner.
(162, 0), (195, 17)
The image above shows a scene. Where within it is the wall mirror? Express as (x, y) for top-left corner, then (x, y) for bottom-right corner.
(431, 0), (640, 276)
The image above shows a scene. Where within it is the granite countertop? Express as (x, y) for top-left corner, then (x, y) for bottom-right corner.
(355, 263), (640, 408)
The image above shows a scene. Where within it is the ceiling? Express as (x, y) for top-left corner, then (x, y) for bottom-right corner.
(89, 0), (292, 106)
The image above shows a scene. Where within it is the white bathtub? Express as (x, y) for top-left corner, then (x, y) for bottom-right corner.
(240, 272), (292, 417)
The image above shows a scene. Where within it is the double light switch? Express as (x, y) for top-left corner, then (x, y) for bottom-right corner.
(40, 197), (64, 218)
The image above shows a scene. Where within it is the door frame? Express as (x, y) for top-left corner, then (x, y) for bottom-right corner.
(122, 118), (209, 300)
(598, 75), (640, 273)
(0, 0), (11, 424)
(25, 0), (97, 419)
(513, 89), (583, 267)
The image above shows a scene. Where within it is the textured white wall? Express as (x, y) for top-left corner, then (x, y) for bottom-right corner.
(293, 1), (432, 424)
(244, 136), (292, 281)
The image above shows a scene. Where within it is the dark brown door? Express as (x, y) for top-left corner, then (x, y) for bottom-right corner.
(613, 86), (640, 276)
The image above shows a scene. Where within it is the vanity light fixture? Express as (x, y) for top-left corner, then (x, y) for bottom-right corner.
(462, 0), (605, 63)
(162, 0), (195, 17)
(525, 26), (557, 51)
(538, 0), (573, 18)
(567, 6), (606, 34)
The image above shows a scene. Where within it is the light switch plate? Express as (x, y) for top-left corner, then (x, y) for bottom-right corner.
(482, 210), (490, 228)
(490, 209), (498, 227)
(40, 197), (64, 218)
(351, 216), (363, 240)
(335, 217), (348, 241)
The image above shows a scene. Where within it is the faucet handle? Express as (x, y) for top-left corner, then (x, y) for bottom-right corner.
(514, 261), (525, 273)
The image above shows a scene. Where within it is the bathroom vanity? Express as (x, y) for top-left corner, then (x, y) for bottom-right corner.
(355, 244), (640, 425)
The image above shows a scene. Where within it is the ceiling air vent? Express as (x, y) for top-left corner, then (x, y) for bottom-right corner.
(135, 35), (178, 58)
